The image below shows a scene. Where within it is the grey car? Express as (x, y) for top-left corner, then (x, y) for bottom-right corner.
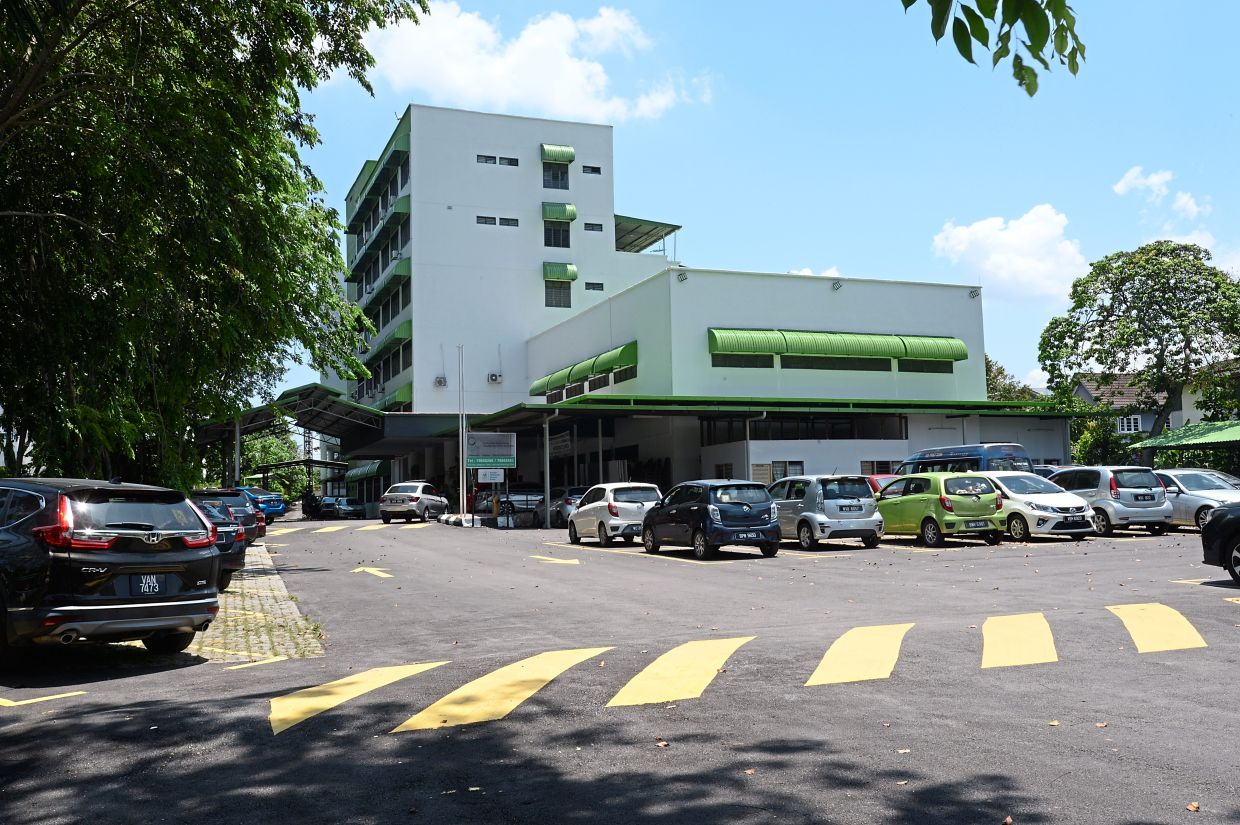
(1154, 469), (1240, 530)
(1047, 466), (1173, 536)
(380, 482), (448, 523)
(768, 474), (884, 549)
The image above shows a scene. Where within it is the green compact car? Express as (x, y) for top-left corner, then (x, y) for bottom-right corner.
(876, 472), (1004, 546)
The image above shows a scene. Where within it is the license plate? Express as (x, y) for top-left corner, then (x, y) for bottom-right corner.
(132, 574), (166, 596)
(965, 520), (988, 529)
(839, 505), (862, 513)
(1066, 515), (1085, 522)
(1135, 494), (1154, 502)
(736, 531), (759, 540)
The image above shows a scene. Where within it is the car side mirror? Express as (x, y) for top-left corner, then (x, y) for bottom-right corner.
(1169, 488), (1181, 496)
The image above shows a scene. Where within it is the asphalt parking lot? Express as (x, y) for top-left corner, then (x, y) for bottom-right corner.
(1, 521), (1236, 824)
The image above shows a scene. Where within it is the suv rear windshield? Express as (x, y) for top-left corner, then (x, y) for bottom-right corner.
(614, 486), (660, 503)
(1114, 469), (1159, 489)
(944, 477), (995, 496)
(71, 491), (204, 531)
(711, 484), (771, 504)
(820, 478), (873, 499)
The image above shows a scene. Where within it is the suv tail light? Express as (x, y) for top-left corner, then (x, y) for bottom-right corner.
(33, 495), (117, 549)
(184, 501), (218, 549)
(995, 491), (1004, 511)
(608, 502), (619, 517)
(236, 527), (247, 542)
(939, 495), (954, 512)
(255, 512), (266, 526)
(1109, 476), (1120, 500)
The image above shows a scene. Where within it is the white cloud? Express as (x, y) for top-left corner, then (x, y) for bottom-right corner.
(363, 3), (710, 123)
(931, 204), (1088, 299)
(1217, 248), (1240, 277)
(1112, 165), (1173, 202)
(1160, 228), (1216, 248)
(1172, 191), (1211, 220)
(1023, 368), (1050, 393)
(789, 266), (843, 278)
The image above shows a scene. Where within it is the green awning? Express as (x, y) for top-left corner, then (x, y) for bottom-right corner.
(543, 262), (578, 281)
(707, 329), (969, 361)
(542, 202), (578, 222)
(546, 366), (574, 392)
(529, 374), (551, 396)
(378, 383), (412, 411)
(362, 319), (412, 365)
(568, 356), (599, 384)
(540, 143), (575, 163)
(1130, 420), (1240, 449)
(345, 459), (389, 481)
(593, 341), (638, 373)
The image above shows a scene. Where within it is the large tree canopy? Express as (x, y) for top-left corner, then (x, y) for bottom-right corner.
(1039, 241), (1240, 456)
(0, 0), (427, 485)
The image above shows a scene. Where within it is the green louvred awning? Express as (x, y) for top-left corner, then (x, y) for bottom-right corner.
(1130, 420), (1240, 450)
(542, 202), (578, 222)
(345, 459), (389, 481)
(542, 262), (578, 281)
(540, 143), (575, 163)
(568, 356), (599, 383)
(592, 341), (638, 373)
(530, 341), (638, 395)
(707, 329), (968, 361)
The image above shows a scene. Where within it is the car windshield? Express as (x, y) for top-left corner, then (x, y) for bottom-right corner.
(1114, 469), (1159, 489)
(1206, 470), (1240, 489)
(72, 492), (204, 531)
(996, 474), (1062, 495)
(1173, 472), (1232, 492)
(944, 477), (995, 496)
(711, 484), (771, 504)
(820, 478), (873, 500)
(388, 485), (420, 494)
(614, 486), (660, 503)
(248, 488), (276, 497)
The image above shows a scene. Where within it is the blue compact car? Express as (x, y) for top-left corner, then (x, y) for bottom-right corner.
(641, 479), (781, 560)
(239, 487), (287, 521)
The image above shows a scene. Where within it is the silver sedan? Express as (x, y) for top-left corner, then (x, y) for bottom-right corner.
(1154, 469), (1240, 529)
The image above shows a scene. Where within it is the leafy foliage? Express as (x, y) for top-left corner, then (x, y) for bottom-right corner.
(202, 419), (309, 499)
(0, 0), (427, 486)
(985, 354), (1038, 401)
(900, 0), (1085, 96)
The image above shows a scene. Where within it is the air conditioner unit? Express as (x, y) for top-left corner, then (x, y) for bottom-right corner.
(433, 376), (448, 388)
(487, 372), (503, 385)
(365, 284), (374, 293)
(391, 250), (402, 260)
(376, 383), (386, 395)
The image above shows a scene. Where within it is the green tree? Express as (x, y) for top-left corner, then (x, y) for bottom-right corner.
(1039, 241), (1240, 464)
(985, 354), (1038, 401)
(900, 0), (1085, 96)
(203, 420), (309, 499)
(0, 0), (427, 487)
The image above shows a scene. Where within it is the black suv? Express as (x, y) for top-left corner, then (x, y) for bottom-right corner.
(196, 501), (246, 591)
(641, 479), (781, 560)
(1200, 501), (1240, 584)
(191, 488), (258, 546)
(0, 478), (220, 660)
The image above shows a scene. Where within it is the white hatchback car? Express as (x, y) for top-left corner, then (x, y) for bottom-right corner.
(986, 471), (1093, 541)
(568, 482), (662, 545)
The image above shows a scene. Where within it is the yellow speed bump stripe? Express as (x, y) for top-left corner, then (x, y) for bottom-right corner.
(1106, 603), (1207, 653)
(357, 523), (392, 531)
(806, 623), (914, 686)
(393, 647), (612, 732)
(981, 613), (1058, 669)
(270, 662), (448, 735)
(313, 525), (350, 533)
(606, 637), (754, 707)
(266, 527), (303, 536)
(0, 691), (86, 707)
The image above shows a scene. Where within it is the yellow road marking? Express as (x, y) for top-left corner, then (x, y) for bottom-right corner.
(264, 542), (289, 547)
(1225, 597), (1240, 605)
(529, 555), (581, 565)
(351, 567), (392, 578)
(393, 647), (612, 732)
(607, 636), (754, 707)
(1106, 603), (1207, 653)
(0, 691), (86, 707)
(313, 525), (350, 533)
(357, 523), (391, 531)
(227, 655), (289, 670)
(806, 623), (914, 685)
(266, 527), (303, 536)
(401, 523), (432, 529)
(270, 662), (448, 735)
(907, 547), (965, 554)
(981, 613), (1058, 668)
(201, 645), (257, 656)
(1170, 578), (1211, 585)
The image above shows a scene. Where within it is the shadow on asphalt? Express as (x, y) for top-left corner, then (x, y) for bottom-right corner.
(0, 644), (207, 689)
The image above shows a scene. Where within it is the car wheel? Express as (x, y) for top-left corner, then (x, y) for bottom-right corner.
(1147, 523), (1168, 536)
(1194, 507), (1213, 531)
(598, 523), (612, 546)
(1007, 514), (1030, 542)
(217, 570), (234, 592)
(381, 515), (391, 524)
(500, 502), (515, 516)
(692, 529), (716, 560)
(862, 535), (880, 549)
(642, 527), (660, 554)
(760, 543), (779, 558)
(797, 522), (817, 550)
(420, 508), (429, 523)
(984, 531), (1003, 546)
(920, 518), (944, 548)
(1092, 508), (1113, 537)
(143, 631), (196, 655)
(568, 521), (581, 544)
(1226, 540), (1240, 585)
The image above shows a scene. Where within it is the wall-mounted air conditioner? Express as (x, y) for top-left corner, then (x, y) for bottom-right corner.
(487, 373), (503, 384)
(433, 376), (448, 388)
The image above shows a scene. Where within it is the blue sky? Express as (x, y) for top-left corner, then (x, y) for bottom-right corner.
(279, 1), (1240, 394)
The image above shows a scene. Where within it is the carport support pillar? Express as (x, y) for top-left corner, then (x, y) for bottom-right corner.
(233, 418), (242, 487)
(543, 416), (552, 529)
(597, 420), (604, 484)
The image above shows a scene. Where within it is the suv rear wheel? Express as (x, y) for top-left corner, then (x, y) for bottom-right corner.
(143, 631), (196, 655)
(218, 570), (234, 591)
(1226, 540), (1240, 585)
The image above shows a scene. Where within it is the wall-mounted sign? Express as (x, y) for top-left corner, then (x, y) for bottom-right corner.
(466, 432), (516, 468)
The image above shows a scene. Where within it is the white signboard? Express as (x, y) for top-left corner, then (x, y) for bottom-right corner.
(477, 468), (505, 483)
(466, 432), (517, 468)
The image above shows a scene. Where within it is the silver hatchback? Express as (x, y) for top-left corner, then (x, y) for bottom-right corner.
(768, 475), (884, 549)
(1047, 466), (1173, 536)
(1155, 469), (1240, 530)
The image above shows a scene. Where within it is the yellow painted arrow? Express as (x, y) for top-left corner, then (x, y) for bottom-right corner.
(0, 691), (86, 707)
(529, 555), (580, 565)
(351, 566), (393, 578)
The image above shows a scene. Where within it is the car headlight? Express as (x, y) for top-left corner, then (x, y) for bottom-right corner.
(708, 504), (721, 522)
(1026, 501), (1055, 513)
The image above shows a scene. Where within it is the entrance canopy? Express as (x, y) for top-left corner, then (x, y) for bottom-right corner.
(1131, 420), (1240, 450)
(197, 382), (383, 446)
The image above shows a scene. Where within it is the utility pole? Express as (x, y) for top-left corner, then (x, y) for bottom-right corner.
(457, 345), (467, 519)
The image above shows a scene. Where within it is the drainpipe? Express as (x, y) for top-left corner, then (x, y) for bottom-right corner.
(743, 412), (766, 479)
(543, 411), (558, 529)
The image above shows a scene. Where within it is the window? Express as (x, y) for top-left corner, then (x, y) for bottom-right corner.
(476, 154), (496, 164)
(499, 217), (519, 227)
(781, 355), (891, 371)
(1, 490), (43, 526)
(401, 341), (412, 371)
(897, 359), (954, 374)
(716, 464), (736, 480)
(545, 280), (571, 308)
(498, 157), (518, 166)
(476, 215), (496, 225)
(1117, 415), (1143, 434)
(860, 460), (898, 474)
(787, 480), (809, 500)
(584, 222), (603, 232)
(712, 353), (774, 368)
(543, 162), (569, 189)
(544, 220), (570, 248)
(612, 364), (637, 384)
(585, 282), (604, 291)
(771, 461), (805, 480)
(582, 165), (601, 175)
(878, 479), (906, 497)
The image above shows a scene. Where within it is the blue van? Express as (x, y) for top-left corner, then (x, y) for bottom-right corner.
(896, 443), (1034, 475)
